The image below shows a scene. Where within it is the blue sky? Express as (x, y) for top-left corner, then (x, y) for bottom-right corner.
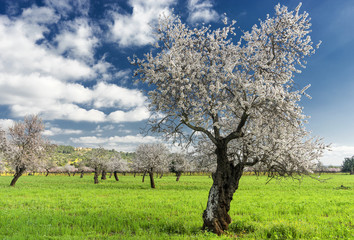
(0, 0), (353, 166)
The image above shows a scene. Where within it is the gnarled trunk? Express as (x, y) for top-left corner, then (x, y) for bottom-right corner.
(202, 145), (244, 235)
(10, 167), (26, 186)
(114, 171), (119, 181)
(80, 171), (84, 178)
(149, 170), (155, 188)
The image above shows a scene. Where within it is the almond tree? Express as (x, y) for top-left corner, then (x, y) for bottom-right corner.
(169, 152), (191, 181)
(134, 143), (169, 188)
(85, 147), (109, 184)
(106, 152), (129, 181)
(132, 4), (326, 234)
(0, 115), (48, 186)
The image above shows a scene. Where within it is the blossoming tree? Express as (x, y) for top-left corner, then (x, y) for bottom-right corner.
(132, 3), (327, 235)
(0, 115), (49, 186)
(134, 143), (170, 188)
(106, 152), (129, 181)
(85, 147), (110, 184)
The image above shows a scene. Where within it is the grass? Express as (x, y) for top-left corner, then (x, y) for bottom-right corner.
(0, 173), (353, 239)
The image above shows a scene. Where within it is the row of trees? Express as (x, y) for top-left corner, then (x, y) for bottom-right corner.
(0, 115), (213, 187)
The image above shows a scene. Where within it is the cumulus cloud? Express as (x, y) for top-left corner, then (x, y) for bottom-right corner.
(109, 0), (175, 47)
(43, 127), (83, 136)
(187, 0), (220, 24)
(70, 134), (160, 152)
(54, 18), (99, 61)
(320, 144), (354, 166)
(92, 82), (146, 109)
(0, 4), (149, 124)
(107, 106), (150, 123)
(0, 13), (94, 81)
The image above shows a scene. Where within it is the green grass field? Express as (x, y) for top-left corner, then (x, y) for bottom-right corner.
(0, 173), (352, 239)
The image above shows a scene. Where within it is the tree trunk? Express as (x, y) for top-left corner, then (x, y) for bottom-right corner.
(176, 172), (182, 181)
(80, 171), (84, 178)
(67, 172), (71, 177)
(149, 171), (155, 189)
(94, 169), (99, 184)
(202, 145), (244, 235)
(73, 172), (76, 176)
(46, 169), (50, 177)
(109, 172), (113, 178)
(10, 167), (26, 187)
(114, 171), (119, 181)
(134, 172), (136, 177)
(142, 171), (147, 182)
(160, 173), (163, 178)
(101, 170), (107, 180)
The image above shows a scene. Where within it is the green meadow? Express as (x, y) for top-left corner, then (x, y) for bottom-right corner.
(0, 174), (352, 239)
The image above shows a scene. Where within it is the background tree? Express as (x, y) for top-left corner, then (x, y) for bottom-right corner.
(342, 156), (354, 174)
(132, 4), (326, 234)
(41, 143), (58, 176)
(63, 163), (77, 177)
(134, 143), (170, 188)
(169, 152), (191, 181)
(106, 152), (129, 181)
(85, 147), (109, 184)
(0, 115), (49, 186)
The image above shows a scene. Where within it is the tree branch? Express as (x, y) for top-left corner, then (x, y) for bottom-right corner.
(225, 110), (248, 143)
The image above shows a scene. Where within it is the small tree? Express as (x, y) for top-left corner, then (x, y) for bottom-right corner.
(85, 147), (109, 184)
(0, 115), (49, 186)
(132, 4), (326, 234)
(106, 153), (129, 181)
(169, 152), (191, 181)
(134, 143), (170, 188)
(63, 163), (77, 176)
(342, 156), (354, 175)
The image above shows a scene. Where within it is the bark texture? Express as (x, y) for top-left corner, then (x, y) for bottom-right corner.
(10, 167), (26, 186)
(202, 146), (244, 235)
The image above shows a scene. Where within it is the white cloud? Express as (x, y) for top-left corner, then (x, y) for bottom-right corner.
(70, 134), (160, 151)
(0, 119), (15, 130)
(21, 5), (59, 24)
(320, 144), (354, 166)
(187, 0), (220, 24)
(43, 127), (83, 136)
(0, 5), (149, 124)
(108, 106), (150, 123)
(92, 82), (146, 109)
(54, 18), (99, 61)
(0, 14), (94, 82)
(109, 0), (175, 47)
